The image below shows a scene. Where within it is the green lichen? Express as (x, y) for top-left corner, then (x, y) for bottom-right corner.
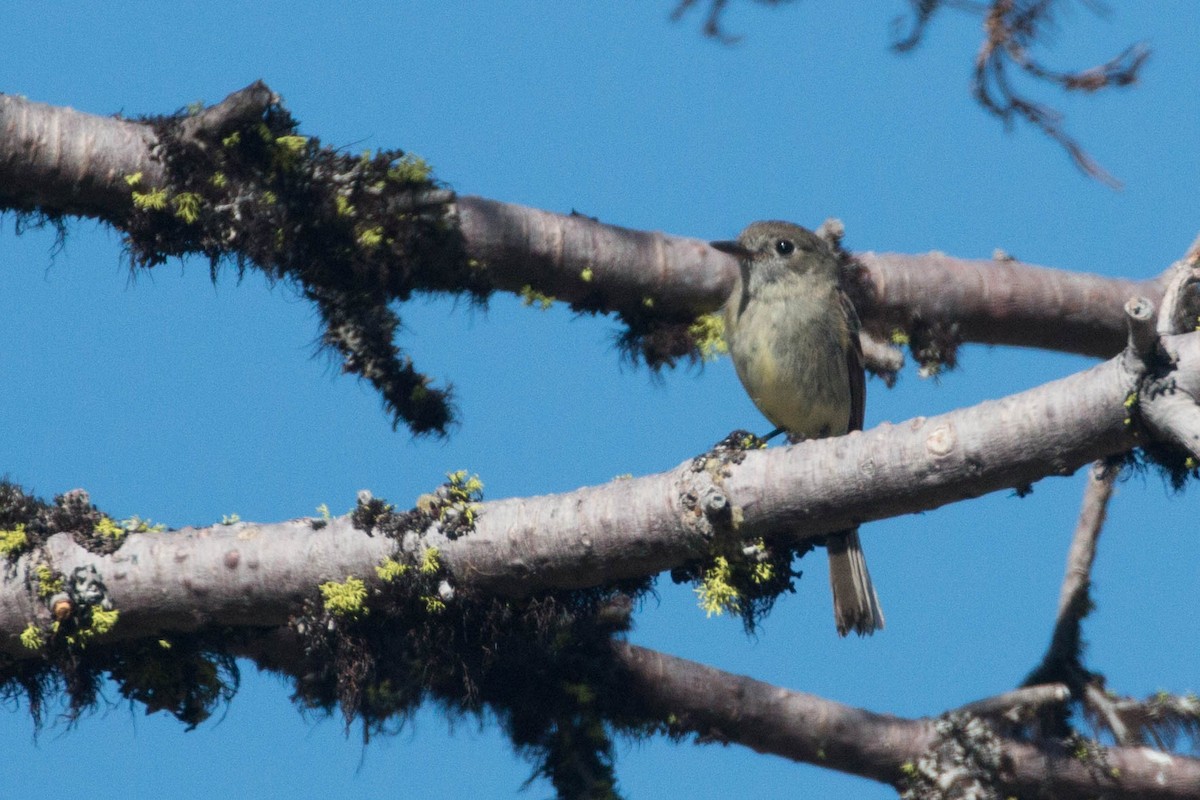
(357, 226), (384, 248)
(274, 134), (309, 154)
(411, 472), (483, 538)
(443, 471), (483, 526)
(739, 433), (767, 450)
(62, 607), (121, 647)
(641, 296), (654, 309)
(89, 607), (120, 635)
(312, 502), (333, 529)
(687, 313), (728, 362)
(94, 516), (126, 541)
(19, 623), (43, 650)
(695, 556), (740, 617)
(1123, 390), (1139, 427)
(890, 328), (911, 346)
(33, 564), (63, 599)
(0, 524), (29, 558)
(210, 171), (228, 188)
(131, 187), (169, 211)
(335, 195), (355, 217)
(375, 557), (409, 582)
(221, 513), (240, 526)
(124, 172), (144, 187)
(519, 285), (555, 310)
(580, 267), (594, 282)
(387, 153), (431, 183)
(419, 547), (441, 575)
(751, 556), (773, 585)
(172, 192), (202, 224)
(320, 577), (369, 619)
(221, 130), (241, 148)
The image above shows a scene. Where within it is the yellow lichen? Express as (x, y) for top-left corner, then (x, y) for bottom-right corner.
(19, 623), (43, 650)
(357, 226), (385, 248)
(694, 556), (740, 617)
(275, 134), (308, 154)
(0, 524), (29, 558)
(687, 313), (728, 362)
(419, 547), (441, 575)
(172, 192), (202, 224)
(442, 471), (484, 527)
(89, 607), (120, 635)
(580, 267), (594, 283)
(94, 516), (125, 540)
(375, 557), (409, 582)
(65, 607), (121, 646)
(33, 564), (62, 599)
(519, 285), (555, 310)
(320, 577), (368, 618)
(387, 153), (432, 183)
(123, 515), (165, 533)
(132, 187), (169, 211)
(751, 558), (773, 585)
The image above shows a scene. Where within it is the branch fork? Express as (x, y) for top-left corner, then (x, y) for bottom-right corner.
(1123, 244), (1200, 462)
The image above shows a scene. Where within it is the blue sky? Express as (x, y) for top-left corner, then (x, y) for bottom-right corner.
(1, 3), (1197, 797)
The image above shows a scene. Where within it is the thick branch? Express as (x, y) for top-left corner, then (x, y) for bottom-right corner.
(616, 643), (1200, 799)
(0, 92), (1162, 358)
(617, 641), (922, 783)
(11, 331), (1200, 656)
(232, 629), (1200, 798)
(0, 94), (159, 217)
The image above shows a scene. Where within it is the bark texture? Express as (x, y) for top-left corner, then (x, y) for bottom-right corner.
(0, 90), (1165, 359)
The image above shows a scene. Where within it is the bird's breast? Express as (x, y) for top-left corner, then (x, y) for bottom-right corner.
(725, 288), (851, 439)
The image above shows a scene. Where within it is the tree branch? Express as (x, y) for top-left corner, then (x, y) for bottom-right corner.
(617, 642), (1200, 799)
(232, 628), (1200, 799)
(0, 91), (1164, 362)
(13, 328), (1200, 657)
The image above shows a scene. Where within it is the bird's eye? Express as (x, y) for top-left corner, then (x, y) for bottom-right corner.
(774, 239), (795, 255)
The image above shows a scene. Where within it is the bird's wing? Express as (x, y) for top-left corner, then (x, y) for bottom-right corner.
(839, 287), (866, 433)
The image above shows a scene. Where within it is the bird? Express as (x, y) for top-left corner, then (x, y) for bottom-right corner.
(711, 220), (884, 636)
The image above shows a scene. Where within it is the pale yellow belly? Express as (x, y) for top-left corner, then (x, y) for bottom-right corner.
(732, 340), (848, 438)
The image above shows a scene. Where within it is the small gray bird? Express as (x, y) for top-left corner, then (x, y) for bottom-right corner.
(712, 220), (884, 636)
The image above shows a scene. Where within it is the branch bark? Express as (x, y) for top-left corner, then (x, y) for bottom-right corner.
(231, 628), (1200, 799)
(0, 89), (1164, 359)
(617, 644), (1200, 800)
(11, 330), (1200, 658)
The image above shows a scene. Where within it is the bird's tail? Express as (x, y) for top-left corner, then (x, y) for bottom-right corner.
(826, 528), (884, 636)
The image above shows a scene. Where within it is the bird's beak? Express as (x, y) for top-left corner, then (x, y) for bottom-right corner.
(710, 240), (752, 258)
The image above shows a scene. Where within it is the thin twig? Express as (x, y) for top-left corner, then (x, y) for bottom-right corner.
(1054, 460), (1116, 626)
